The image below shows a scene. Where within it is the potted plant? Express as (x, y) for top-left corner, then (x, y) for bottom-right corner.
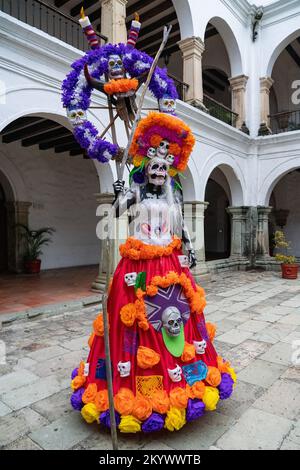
(274, 230), (298, 279)
(17, 224), (55, 274)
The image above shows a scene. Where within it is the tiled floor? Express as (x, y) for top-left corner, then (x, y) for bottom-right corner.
(0, 266), (98, 315)
(0, 270), (299, 450)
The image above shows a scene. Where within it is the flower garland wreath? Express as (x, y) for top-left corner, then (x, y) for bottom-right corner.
(62, 44), (178, 163)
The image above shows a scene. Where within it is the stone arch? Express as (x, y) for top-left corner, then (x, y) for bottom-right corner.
(259, 157), (300, 205)
(172, 0), (195, 39)
(266, 29), (300, 77)
(202, 17), (243, 76)
(200, 152), (245, 206)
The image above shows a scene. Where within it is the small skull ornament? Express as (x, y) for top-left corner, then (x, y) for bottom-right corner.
(117, 361), (131, 378)
(147, 147), (157, 159)
(147, 158), (168, 186)
(168, 364), (182, 382)
(67, 107), (87, 127)
(108, 54), (124, 80)
(159, 96), (176, 114)
(165, 154), (175, 166)
(193, 340), (207, 354)
(124, 272), (137, 287)
(156, 139), (170, 158)
(162, 306), (183, 337)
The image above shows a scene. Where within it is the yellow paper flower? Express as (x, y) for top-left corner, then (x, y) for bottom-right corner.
(202, 386), (219, 411)
(228, 366), (237, 384)
(71, 375), (86, 390)
(164, 407), (186, 432)
(81, 403), (99, 424)
(119, 415), (141, 433)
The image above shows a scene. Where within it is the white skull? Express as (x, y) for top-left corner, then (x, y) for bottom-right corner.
(162, 306), (183, 337)
(108, 54), (124, 80)
(165, 154), (175, 166)
(147, 147), (156, 159)
(124, 272), (137, 287)
(178, 255), (189, 268)
(168, 364), (182, 382)
(159, 97), (176, 114)
(67, 108), (87, 127)
(147, 157), (168, 186)
(156, 139), (170, 158)
(193, 340), (207, 354)
(117, 361), (131, 377)
(83, 362), (90, 377)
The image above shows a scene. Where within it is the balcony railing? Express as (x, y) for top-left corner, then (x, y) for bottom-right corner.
(168, 73), (189, 102)
(0, 0), (106, 51)
(203, 93), (238, 127)
(269, 110), (300, 134)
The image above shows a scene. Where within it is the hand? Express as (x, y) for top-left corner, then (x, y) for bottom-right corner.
(113, 179), (125, 196)
(188, 250), (197, 269)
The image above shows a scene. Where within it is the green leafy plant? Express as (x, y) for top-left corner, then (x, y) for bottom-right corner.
(17, 224), (55, 261)
(274, 230), (296, 265)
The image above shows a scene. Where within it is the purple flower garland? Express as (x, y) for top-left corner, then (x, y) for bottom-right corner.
(62, 44), (178, 164)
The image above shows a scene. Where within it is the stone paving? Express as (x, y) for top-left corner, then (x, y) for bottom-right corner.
(0, 271), (300, 450)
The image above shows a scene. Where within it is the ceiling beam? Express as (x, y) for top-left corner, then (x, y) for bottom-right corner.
(55, 142), (80, 153)
(126, 0), (173, 26)
(145, 40), (180, 57)
(204, 83), (215, 94)
(22, 127), (71, 147)
(206, 68), (229, 84)
(54, 0), (71, 8)
(137, 22), (179, 49)
(1, 117), (43, 135)
(127, 0), (156, 17)
(286, 44), (300, 68)
(89, 8), (102, 23)
(2, 120), (60, 144)
(138, 11), (177, 39)
(71, 0), (98, 17)
(205, 27), (219, 40)
(203, 73), (225, 92)
(40, 135), (75, 150)
(70, 148), (85, 156)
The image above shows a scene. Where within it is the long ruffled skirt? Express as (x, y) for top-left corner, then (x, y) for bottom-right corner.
(70, 237), (236, 433)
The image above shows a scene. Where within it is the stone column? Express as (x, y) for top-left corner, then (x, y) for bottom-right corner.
(92, 192), (114, 292)
(258, 76), (274, 135)
(5, 201), (32, 272)
(226, 206), (249, 259)
(183, 201), (209, 280)
(101, 0), (127, 44)
(178, 37), (206, 110)
(256, 206), (272, 258)
(228, 74), (249, 131)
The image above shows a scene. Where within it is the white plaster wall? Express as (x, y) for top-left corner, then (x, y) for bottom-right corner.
(1, 140), (100, 269)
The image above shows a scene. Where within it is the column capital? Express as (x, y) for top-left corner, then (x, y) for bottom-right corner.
(260, 76), (274, 92)
(95, 192), (114, 205)
(178, 36), (205, 57)
(257, 205), (273, 215)
(228, 74), (249, 91)
(226, 206), (249, 218)
(101, 0), (128, 6)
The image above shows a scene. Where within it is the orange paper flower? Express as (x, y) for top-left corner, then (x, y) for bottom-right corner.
(132, 396), (152, 421)
(120, 303), (136, 327)
(95, 389), (109, 412)
(114, 388), (135, 415)
(137, 346), (160, 369)
(206, 322), (216, 342)
(104, 78), (138, 95)
(71, 375), (86, 390)
(191, 381), (206, 399)
(120, 237), (181, 260)
(93, 313), (104, 336)
(206, 367), (222, 387)
(181, 342), (196, 362)
(217, 356), (230, 373)
(78, 361), (85, 377)
(169, 387), (188, 409)
(151, 390), (170, 414)
(88, 333), (95, 348)
(82, 383), (98, 404)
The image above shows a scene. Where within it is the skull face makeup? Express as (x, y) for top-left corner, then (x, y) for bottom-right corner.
(108, 54), (124, 80)
(117, 361), (131, 377)
(156, 139), (170, 158)
(147, 158), (168, 186)
(124, 272), (137, 286)
(159, 96), (176, 114)
(67, 108), (87, 127)
(193, 340), (207, 355)
(165, 154), (175, 166)
(147, 147), (156, 159)
(167, 364), (182, 382)
(162, 306), (183, 337)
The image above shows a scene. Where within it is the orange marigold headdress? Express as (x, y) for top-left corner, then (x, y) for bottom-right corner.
(129, 112), (196, 178)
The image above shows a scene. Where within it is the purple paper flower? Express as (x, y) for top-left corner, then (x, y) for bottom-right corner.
(71, 367), (78, 380)
(186, 399), (205, 422)
(70, 388), (84, 411)
(141, 413), (165, 433)
(99, 410), (120, 429)
(218, 373), (234, 400)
